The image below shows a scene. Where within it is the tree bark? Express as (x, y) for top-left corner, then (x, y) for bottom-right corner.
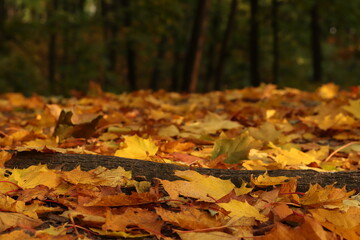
(310, 3), (322, 83)
(213, 0), (238, 90)
(271, 0), (279, 84)
(249, 0), (260, 86)
(182, 0), (210, 92)
(5, 151), (360, 192)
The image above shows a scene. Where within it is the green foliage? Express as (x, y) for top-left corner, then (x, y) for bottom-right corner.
(0, 0), (360, 95)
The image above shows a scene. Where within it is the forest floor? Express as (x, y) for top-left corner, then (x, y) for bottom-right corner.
(0, 82), (359, 239)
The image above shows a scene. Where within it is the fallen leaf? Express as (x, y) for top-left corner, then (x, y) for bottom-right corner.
(218, 199), (268, 222)
(115, 135), (158, 160)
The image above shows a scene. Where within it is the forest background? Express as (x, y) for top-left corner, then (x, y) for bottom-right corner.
(0, 0), (359, 96)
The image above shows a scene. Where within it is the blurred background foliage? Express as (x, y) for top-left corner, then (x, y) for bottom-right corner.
(0, 0), (360, 95)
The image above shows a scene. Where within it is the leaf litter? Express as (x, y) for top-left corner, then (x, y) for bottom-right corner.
(0, 82), (359, 239)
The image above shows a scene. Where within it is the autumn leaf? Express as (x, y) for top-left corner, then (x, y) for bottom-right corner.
(309, 207), (360, 240)
(251, 172), (290, 187)
(0, 212), (42, 232)
(211, 132), (262, 164)
(342, 99), (360, 120)
(160, 170), (235, 202)
(177, 231), (237, 240)
(102, 208), (163, 237)
(115, 135), (158, 160)
(300, 184), (355, 207)
(10, 165), (61, 189)
(155, 206), (223, 230)
(269, 142), (320, 167)
(217, 199), (268, 222)
(0, 151), (12, 167)
(181, 112), (241, 135)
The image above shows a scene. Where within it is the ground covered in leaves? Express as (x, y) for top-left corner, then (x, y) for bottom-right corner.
(0, 83), (360, 239)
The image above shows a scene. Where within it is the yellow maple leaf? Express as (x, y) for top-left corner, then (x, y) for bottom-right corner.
(251, 172), (290, 187)
(160, 170), (235, 202)
(181, 112), (241, 135)
(342, 99), (360, 119)
(269, 143), (320, 167)
(218, 199), (268, 222)
(310, 207), (360, 240)
(300, 184), (355, 207)
(0, 212), (42, 232)
(10, 165), (61, 189)
(115, 135), (158, 160)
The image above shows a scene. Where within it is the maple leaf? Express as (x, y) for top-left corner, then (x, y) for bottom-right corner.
(181, 112), (241, 135)
(261, 216), (338, 240)
(211, 132), (262, 164)
(158, 124), (180, 137)
(342, 99), (360, 119)
(84, 191), (159, 207)
(269, 143), (320, 168)
(251, 172), (290, 187)
(155, 205), (223, 230)
(310, 207), (360, 240)
(249, 122), (282, 143)
(10, 165), (61, 189)
(35, 224), (68, 237)
(300, 184), (355, 207)
(177, 231), (237, 240)
(218, 199), (268, 222)
(115, 135), (158, 160)
(300, 102), (356, 130)
(102, 208), (163, 237)
(0, 212), (42, 232)
(0, 230), (39, 240)
(160, 170), (235, 202)
(53, 110), (102, 141)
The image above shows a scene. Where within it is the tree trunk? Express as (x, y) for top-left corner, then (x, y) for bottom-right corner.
(122, 0), (137, 91)
(310, 2), (322, 83)
(48, 0), (59, 94)
(150, 36), (167, 90)
(182, 0), (210, 92)
(213, 0), (238, 90)
(271, 0), (279, 84)
(203, 0), (221, 92)
(249, 0), (260, 86)
(101, 0), (119, 90)
(6, 151), (360, 192)
(0, 0), (6, 45)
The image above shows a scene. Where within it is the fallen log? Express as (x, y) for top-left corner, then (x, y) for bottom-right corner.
(5, 151), (360, 192)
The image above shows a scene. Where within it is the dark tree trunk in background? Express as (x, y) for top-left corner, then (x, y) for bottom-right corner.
(150, 36), (167, 90)
(122, 0), (137, 91)
(310, 2), (322, 83)
(249, 0), (260, 86)
(171, 38), (181, 92)
(0, 0), (6, 46)
(182, 0), (210, 92)
(101, 0), (120, 90)
(48, 0), (59, 94)
(203, 0), (221, 92)
(271, 0), (279, 84)
(214, 0), (238, 90)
